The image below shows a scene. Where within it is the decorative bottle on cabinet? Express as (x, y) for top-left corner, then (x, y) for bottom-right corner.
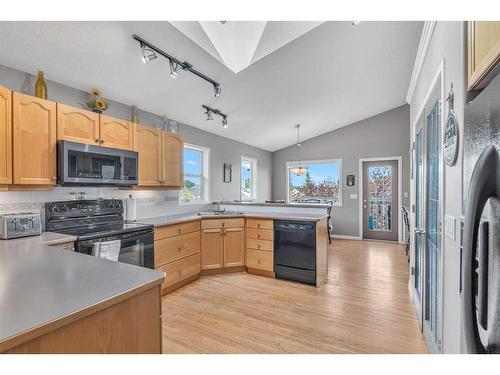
(34, 71), (47, 99)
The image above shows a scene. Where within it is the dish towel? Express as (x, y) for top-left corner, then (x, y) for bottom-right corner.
(92, 239), (121, 262)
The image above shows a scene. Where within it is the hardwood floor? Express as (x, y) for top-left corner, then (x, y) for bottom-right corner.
(161, 239), (427, 354)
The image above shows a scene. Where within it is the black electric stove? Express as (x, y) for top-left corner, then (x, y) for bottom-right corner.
(45, 199), (154, 269)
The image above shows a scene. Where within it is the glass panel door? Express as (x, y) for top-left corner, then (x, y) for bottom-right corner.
(424, 101), (441, 349)
(414, 127), (424, 305)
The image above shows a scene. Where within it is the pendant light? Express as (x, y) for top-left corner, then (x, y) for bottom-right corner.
(289, 124), (309, 176)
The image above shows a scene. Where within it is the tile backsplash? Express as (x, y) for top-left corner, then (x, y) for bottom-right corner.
(0, 187), (211, 225)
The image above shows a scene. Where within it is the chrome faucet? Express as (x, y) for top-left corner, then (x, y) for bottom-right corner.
(217, 198), (227, 212)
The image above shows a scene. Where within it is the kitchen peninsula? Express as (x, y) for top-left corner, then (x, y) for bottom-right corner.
(137, 204), (329, 294)
(0, 234), (164, 354)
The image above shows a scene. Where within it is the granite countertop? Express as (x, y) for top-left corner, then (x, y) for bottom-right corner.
(136, 211), (328, 227)
(0, 234), (164, 351)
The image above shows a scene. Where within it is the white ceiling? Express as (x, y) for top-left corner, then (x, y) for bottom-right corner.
(0, 21), (422, 152)
(169, 21), (324, 73)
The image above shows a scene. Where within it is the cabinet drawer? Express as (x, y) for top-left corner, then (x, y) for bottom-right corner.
(246, 228), (273, 241)
(246, 218), (273, 230)
(246, 249), (273, 272)
(201, 218), (245, 229)
(157, 253), (201, 289)
(154, 220), (200, 240)
(247, 238), (273, 252)
(155, 231), (200, 267)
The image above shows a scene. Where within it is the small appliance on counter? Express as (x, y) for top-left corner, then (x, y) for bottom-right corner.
(0, 213), (42, 239)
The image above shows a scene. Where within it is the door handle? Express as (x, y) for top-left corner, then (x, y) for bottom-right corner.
(363, 205), (367, 208)
(414, 228), (426, 235)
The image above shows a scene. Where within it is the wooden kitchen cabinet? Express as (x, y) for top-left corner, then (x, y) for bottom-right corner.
(0, 86), (12, 184)
(100, 115), (135, 151)
(56, 103), (100, 145)
(161, 132), (183, 187)
(223, 227), (245, 267)
(136, 125), (162, 186)
(201, 228), (224, 270)
(468, 21), (500, 90)
(12, 92), (57, 185)
(201, 218), (245, 271)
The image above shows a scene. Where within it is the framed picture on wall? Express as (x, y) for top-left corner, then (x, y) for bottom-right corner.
(223, 163), (232, 183)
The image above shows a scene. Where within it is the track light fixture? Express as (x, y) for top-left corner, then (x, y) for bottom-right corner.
(133, 34), (222, 98)
(141, 42), (157, 64)
(169, 60), (179, 78)
(202, 105), (228, 129)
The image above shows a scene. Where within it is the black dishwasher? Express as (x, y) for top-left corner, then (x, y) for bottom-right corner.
(274, 220), (316, 285)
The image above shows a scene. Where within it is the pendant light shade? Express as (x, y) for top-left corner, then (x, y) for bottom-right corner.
(289, 124), (309, 176)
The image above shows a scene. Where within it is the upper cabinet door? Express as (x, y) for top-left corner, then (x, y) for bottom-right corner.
(162, 132), (184, 187)
(137, 125), (162, 186)
(0, 86), (12, 184)
(57, 103), (100, 145)
(13, 93), (57, 185)
(99, 115), (136, 150)
(468, 21), (500, 90)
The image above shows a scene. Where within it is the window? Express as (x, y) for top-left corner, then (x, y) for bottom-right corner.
(286, 159), (342, 206)
(241, 156), (257, 200)
(180, 144), (210, 204)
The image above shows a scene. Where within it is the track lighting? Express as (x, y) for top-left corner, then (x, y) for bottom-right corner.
(214, 84), (222, 99)
(141, 42), (157, 64)
(169, 60), (179, 78)
(133, 34), (222, 98)
(202, 105), (228, 129)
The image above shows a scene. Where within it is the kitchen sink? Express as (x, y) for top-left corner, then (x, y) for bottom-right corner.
(197, 210), (244, 216)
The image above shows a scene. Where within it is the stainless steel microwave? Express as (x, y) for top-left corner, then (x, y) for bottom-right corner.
(57, 140), (138, 186)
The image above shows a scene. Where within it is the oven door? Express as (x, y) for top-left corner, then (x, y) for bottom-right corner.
(76, 229), (154, 269)
(58, 140), (138, 186)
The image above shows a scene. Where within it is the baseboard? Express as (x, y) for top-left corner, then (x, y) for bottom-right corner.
(162, 273), (200, 295)
(331, 234), (362, 240)
(200, 265), (246, 276)
(247, 268), (275, 279)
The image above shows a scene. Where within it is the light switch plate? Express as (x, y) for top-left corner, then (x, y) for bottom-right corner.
(350, 194), (358, 199)
(445, 214), (456, 240)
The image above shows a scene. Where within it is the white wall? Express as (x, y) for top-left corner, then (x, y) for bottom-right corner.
(408, 21), (465, 353)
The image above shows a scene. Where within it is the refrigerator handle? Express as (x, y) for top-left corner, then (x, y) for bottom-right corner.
(462, 145), (499, 353)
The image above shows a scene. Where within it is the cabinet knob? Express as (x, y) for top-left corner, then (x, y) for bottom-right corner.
(257, 234), (261, 239)
(257, 223), (261, 228)
(178, 228), (182, 233)
(257, 244), (261, 249)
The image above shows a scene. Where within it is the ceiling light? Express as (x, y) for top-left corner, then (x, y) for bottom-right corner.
(202, 105), (228, 128)
(206, 109), (213, 121)
(141, 43), (157, 64)
(214, 84), (222, 98)
(133, 34), (222, 97)
(169, 60), (179, 78)
(289, 124), (309, 176)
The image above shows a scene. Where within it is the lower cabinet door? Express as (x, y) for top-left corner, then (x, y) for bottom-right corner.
(201, 229), (224, 270)
(223, 227), (245, 267)
(246, 249), (273, 272)
(158, 253), (201, 289)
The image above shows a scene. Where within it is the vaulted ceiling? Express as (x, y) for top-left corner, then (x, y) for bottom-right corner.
(0, 21), (422, 151)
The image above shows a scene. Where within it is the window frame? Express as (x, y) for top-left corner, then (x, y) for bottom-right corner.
(240, 156), (258, 201)
(179, 143), (211, 206)
(285, 158), (343, 206)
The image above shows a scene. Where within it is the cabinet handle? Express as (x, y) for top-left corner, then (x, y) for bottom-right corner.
(257, 259), (261, 265)
(51, 176), (57, 182)
(222, 222), (225, 227)
(178, 245), (182, 252)
(95, 139), (100, 143)
(257, 223), (261, 228)
(257, 234), (261, 239)
(178, 228), (182, 234)
(257, 244), (261, 249)
(100, 140), (104, 144)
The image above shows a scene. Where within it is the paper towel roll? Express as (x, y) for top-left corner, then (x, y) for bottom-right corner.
(126, 194), (136, 221)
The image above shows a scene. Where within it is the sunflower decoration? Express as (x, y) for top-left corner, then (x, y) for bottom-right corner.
(81, 87), (108, 113)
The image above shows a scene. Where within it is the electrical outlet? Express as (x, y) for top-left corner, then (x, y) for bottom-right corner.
(350, 194), (358, 199)
(445, 214), (456, 240)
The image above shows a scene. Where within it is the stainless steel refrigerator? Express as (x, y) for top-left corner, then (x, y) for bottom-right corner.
(461, 73), (500, 353)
